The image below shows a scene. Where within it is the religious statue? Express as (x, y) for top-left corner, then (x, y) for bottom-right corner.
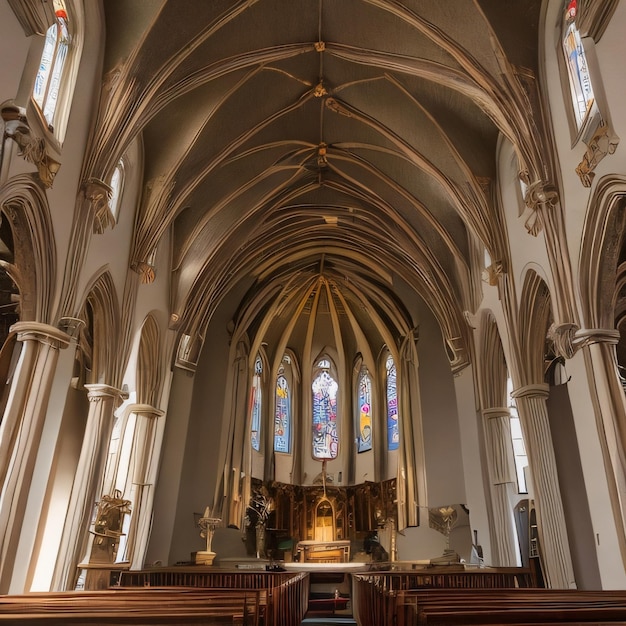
(90, 490), (131, 564)
(195, 506), (221, 565)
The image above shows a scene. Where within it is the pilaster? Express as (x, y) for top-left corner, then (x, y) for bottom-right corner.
(51, 384), (124, 591)
(481, 407), (519, 566)
(511, 383), (576, 588)
(124, 404), (164, 570)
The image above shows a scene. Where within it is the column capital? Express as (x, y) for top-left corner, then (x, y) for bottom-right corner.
(510, 383), (550, 400)
(84, 384), (124, 403)
(482, 407), (511, 419)
(11, 321), (70, 349)
(574, 328), (620, 348)
(127, 404), (164, 419)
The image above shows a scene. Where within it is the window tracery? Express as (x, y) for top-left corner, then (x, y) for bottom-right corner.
(274, 355), (292, 454)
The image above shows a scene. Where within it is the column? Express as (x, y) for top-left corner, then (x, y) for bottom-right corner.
(482, 407), (520, 566)
(51, 384), (123, 591)
(0, 322), (70, 594)
(511, 383), (576, 588)
(123, 404), (163, 570)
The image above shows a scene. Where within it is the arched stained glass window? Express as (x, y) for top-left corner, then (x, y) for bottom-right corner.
(386, 354), (399, 451)
(250, 356), (263, 452)
(562, 0), (595, 129)
(312, 358), (338, 459)
(274, 359), (291, 453)
(33, 0), (71, 129)
(357, 367), (372, 453)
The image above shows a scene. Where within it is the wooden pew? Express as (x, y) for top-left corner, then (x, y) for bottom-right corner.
(396, 588), (626, 625)
(0, 588), (265, 625)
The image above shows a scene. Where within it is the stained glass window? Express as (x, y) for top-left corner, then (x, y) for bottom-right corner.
(386, 354), (399, 451)
(312, 359), (338, 459)
(357, 367), (372, 453)
(250, 356), (263, 452)
(562, 0), (595, 129)
(33, 0), (71, 129)
(274, 364), (291, 453)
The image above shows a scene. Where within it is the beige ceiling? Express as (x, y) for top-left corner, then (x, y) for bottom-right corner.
(96, 0), (543, 368)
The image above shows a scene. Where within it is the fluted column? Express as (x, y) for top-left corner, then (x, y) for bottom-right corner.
(0, 322), (70, 594)
(123, 404), (163, 570)
(511, 383), (576, 588)
(482, 407), (519, 566)
(52, 384), (123, 591)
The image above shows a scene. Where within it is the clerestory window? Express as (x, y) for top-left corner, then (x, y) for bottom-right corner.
(33, 0), (72, 133)
(250, 355), (263, 452)
(356, 366), (372, 453)
(274, 355), (292, 454)
(312, 358), (338, 459)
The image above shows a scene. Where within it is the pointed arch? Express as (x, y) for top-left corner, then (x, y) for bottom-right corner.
(0, 174), (56, 324)
(136, 314), (162, 407)
(77, 269), (120, 386)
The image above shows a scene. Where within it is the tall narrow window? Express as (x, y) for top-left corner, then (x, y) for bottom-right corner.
(562, 0), (595, 129)
(386, 354), (399, 451)
(109, 161), (125, 221)
(250, 356), (263, 452)
(312, 358), (338, 459)
(274, 358), (291, 454)
(33, 0), (71, 129)
(357, 367), (372, 453)
(508, 377), (528, 493)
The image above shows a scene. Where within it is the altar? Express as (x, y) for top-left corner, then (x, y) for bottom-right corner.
(295, 539), (351, 564)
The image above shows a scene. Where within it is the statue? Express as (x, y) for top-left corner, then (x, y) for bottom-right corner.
(196, 506), (221, 565)
(90, 490), (131, 564)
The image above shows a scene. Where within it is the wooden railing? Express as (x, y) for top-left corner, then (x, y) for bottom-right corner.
(0, 570), (310, 626)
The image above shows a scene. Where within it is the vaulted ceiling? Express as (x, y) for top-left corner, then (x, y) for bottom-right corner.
(96, 0), (544, 369)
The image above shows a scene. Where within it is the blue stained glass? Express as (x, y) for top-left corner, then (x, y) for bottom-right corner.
(274, 374), (291, 453)
(312, 370), (338, 459)
(386, 355), (399, 451)
(357, 369), (372, 453)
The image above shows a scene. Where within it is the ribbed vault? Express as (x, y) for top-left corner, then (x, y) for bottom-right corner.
(93, 0), (546, 367)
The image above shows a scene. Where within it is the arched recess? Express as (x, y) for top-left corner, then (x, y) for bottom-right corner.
(476, 312), (520, 567)
(136, 314), (162, 407)
(76, 269), (120, 386)
(0, 173), (56, 325)
(515, 270), (576, 589)
(578, 174), (626, 566)
(47, 269), (122, 591)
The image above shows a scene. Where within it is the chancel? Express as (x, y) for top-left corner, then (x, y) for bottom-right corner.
(3, 0), (626, 624)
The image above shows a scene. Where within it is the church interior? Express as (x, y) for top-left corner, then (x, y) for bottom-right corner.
(2, 0), (626, 623)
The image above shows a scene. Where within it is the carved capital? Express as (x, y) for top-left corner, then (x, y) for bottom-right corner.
(83, 178), (114, 234)
(522, 180), (559, 236)
(548, 322), (579, 360)
(482, 407), (511, 420)
(84, 383), (125, 404)
(12, 320), (70, 350)
(576, 123), (620, 188)
(510, 383), (550, 400)
(1, 102), (60, 188)
(131, 260), (156, 284)
(573, 327), (620, 349)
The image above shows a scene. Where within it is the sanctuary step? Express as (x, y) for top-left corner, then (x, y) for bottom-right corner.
(301, 570), (355, 625)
